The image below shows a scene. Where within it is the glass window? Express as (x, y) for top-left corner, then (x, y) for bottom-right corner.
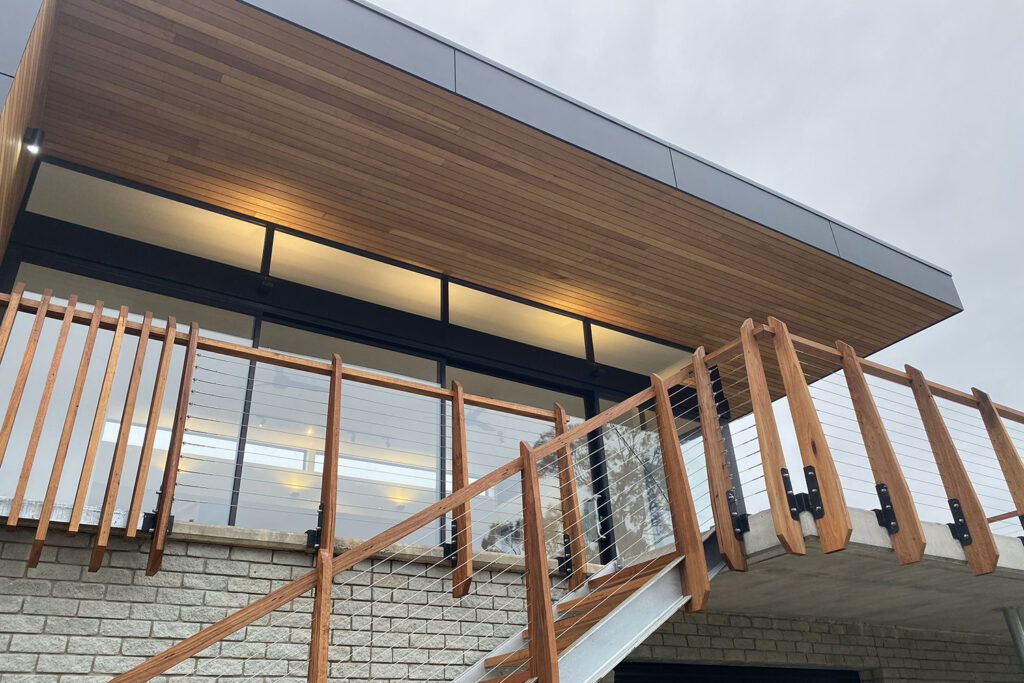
(591, 324), (692, 376)
(448, 284), (585, 358)
(0, 267), (254, 531)
(270, 232), (441, 320)
(26, 163), (265, 271)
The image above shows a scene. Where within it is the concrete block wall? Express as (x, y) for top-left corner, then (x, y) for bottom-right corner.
(0, 527), (533, 682)
(626, 609), (1023, 682)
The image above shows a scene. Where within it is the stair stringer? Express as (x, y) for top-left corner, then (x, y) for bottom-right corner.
(455, 532), (728, 683)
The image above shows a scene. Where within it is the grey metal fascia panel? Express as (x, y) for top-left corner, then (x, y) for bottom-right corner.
(670, 148), (839, 255)
(243, 0), (456, 90)
(453, 51), (677, 186)
(830, 222), (963, 309)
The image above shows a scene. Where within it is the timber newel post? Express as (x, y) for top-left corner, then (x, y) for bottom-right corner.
(836, 340), (925, 564)
(905, 365), (999, 575)
(767, 316), (852, 553)
(553, 402), (588, 590)
(309, 354), (342, 682)
(972, 387), (1024, 535)
(740, 319), (806, 555)
(650, 373), (710, 611)
(146, 322), (200, 577)
(520, 441), (559, 682)
(451, 380), (473, 597)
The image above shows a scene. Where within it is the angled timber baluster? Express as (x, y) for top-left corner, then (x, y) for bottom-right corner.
(767, 316), (852, 553)
(90, 312), (153, 570)
(125, 316), (177, 538)
(521, 441), (559, 682)
(740, 319), (805, 555)
(146, 322), (199, 576)
(28, 302), (104, 567)
(973, 387), (1024, 531)
(554, 402), (587, 590)
(693, 346), (747, 571)
(69, 305), (129, 534)
(0, 288), (52, 469)
(450, 379), (473, 597)
(7, 295), (78, 527)
(651, 372), (710, 611)
(906, 364), (998, 575)
(0, 282), (26, 366)
(309, 354), (342, 683)
(837, 341), (925, 564)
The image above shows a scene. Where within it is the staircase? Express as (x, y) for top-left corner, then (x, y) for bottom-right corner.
(464, 534), (727, 683)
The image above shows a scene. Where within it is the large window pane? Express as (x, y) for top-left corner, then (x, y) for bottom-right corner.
(0, 267), (254, 531)
(26, 163), (265, 271)
(270, 232), (441, 320)
(591, 324), (692, 376)
(448, 284), (585, 357)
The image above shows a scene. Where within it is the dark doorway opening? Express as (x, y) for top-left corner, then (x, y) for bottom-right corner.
(615, 661), (861, 682)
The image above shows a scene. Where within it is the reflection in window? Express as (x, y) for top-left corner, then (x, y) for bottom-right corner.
(591, 324), (692, 376)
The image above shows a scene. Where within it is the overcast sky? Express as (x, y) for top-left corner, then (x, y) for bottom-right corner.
(370, 0), (1024, 410)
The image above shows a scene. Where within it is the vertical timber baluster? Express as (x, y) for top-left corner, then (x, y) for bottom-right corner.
(906, 365), (998, 575)
(554, 402), (587, 590)
(838, 341), (925, 564)
(450, 380), (473, 597)
(29, 302), (103, 567)
(740, 319), (805, 555)
(692, 347), (747, 571)
(69, 305), (128, 534)
(90, 312), (153, 570)
(651, 373), (710, 611)
(973, 388), (1024, 530)
(521, 441), (559, 682)
(146, 322), (199, 576)
(309, 354), (342, 683)
(7, 295), (77, 527)
(0, 288), (52, 469)
(767, 316), (852, 553)
(0, 282), (26, 365)
(126, 317), (177, 538)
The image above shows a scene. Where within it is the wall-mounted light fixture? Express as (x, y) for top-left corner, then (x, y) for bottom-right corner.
(23, 128), (44, 155)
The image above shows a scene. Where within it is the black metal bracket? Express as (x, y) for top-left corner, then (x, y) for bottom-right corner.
(141, 511), (174, 535)
(556, 532), (572, 575)
(440, 518), (458, 568)
(782, 467), (824, 520)
(727, 490), (749, 539)
(1018, 514), (1024, 549)
(947, 498), (973, 547)
(873, 483), (899, 535)
(305, 504), (324, 550)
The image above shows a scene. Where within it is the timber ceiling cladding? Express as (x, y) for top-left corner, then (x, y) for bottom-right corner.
(40, 0), (958, 352)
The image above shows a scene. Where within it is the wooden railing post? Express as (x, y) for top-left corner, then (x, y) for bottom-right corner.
(450, 380), (473, 597)
(520, 441), (559, 682)
(146, 322), (199, 576)
(90, 312), (153, 571)
(126, 316), (177, 538)
(837, 341), (925, 565)
(0, 282), (26, 365)
(553, 402), (587, 590)
(692, 347), (747, 571)
(7, 295), (77, 527)
(740, 319), (805, 555)
(309, 354), (342, 683)
(650, 373), (710, 611)
(28, 302), (103, 567)
(767, 316), (852, 553)
(0, 288), (52, 469)
(905, 365), (999, 575)
(69, 305), (128, 534)
(973, 388), (1024, 529)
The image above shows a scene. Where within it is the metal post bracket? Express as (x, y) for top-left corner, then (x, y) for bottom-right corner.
(947, 498), (973, 547)
(782, 467), (824, 520)
(873, 483), (900, 535)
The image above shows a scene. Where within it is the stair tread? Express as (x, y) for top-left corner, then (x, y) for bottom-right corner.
(556, 571), (654, 614)
(483, 625), (590, 669)
(522, 600), (615, 640)
(586, 550), (683, 590)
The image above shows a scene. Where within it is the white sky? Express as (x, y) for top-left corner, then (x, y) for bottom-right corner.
(369, 0), (1024, 409)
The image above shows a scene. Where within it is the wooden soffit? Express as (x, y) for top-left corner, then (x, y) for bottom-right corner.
(33, 0), (960, 353)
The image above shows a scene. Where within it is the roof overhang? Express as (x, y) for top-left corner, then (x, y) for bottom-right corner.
(15, 0), (961, 352)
